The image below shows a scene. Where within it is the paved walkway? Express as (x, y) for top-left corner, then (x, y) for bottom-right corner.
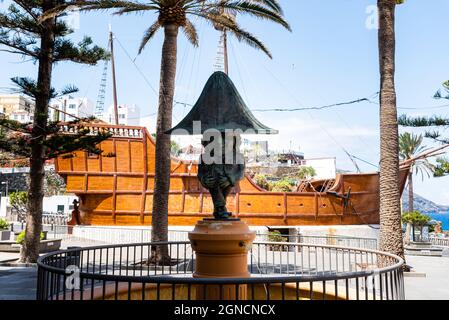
(0, 266), (37, 300)
(404, 254), (449, 300)
(0, 238), (108, 300)
(0, 252), (19, 263)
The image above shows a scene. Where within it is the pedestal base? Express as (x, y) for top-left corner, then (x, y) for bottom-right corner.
(188, 219), (255, 300)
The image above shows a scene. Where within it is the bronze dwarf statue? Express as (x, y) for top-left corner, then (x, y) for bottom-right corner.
(198, 132), (245, 219)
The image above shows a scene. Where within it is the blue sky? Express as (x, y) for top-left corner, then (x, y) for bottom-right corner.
(1, 0), (449, 205)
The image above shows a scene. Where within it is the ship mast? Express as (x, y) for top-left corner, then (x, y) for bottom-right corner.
(213, 7), (234, 75)
(223, 31), (228, 75)
(109, 26), (119, 125)
(214, 31), (229, 75)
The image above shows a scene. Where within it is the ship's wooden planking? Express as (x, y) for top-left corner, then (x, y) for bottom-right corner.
(55, 123), (409, 226)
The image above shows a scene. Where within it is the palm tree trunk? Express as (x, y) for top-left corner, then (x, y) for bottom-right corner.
(377, 0), (405, 262)
(407, 171), (414, 212)
(20, 7), (55, 263)
(150, 24), (179, 264)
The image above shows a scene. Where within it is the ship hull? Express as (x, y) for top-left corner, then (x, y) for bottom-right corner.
(56, 124), (409, 226)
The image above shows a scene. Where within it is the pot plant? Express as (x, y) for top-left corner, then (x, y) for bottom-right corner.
(0, 218), (11, 241)
(15, 230), (60, 255)
(16, 230), (44, 257)
(16, 230), (45, 245)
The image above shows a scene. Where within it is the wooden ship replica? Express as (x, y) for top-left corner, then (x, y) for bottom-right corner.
(56, 122), (409, 226)
(55, 72), (410, 227)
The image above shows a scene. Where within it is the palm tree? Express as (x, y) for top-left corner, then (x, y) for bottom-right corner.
(377, 0), (405, 261)
(399, 132), (435, 245)
(399, 132), (435, 212)
(48, 0), (290, 263)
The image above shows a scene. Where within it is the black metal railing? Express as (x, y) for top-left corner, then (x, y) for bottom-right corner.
(37, 241), (404, 301)
(255, 233), (378, 250)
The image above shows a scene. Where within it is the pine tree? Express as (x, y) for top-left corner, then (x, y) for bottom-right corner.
(0, 1), (109, 262)
(398, 80), (449, 177)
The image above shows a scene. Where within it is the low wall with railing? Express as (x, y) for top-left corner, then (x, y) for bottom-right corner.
(37, 241), (404, 301)
(429, 237), (449, 247)
(42, 225), (378, 249)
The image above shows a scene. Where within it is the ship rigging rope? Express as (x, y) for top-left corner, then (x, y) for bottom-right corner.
(114, 35), (158, 98)
(257, 62), (377, 173)
(251, 95), (378, 112)
(398, 103), (449, 110)
(229, 37), (250, 105)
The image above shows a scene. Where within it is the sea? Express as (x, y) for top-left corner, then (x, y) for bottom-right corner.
(425, 212), (449, 231)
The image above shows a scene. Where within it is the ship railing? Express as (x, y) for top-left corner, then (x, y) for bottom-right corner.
(37, 241), (404, 300)
(58, 122), (144, 139)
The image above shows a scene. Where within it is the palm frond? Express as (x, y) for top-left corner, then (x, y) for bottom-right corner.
(181, 18), (198, 46)
(138, 20), (161, 54)
(191, 10), (272, 58)
(248, 0), (284, 14)
(218, 1), (291, 31)
(40, 0), (152, 22)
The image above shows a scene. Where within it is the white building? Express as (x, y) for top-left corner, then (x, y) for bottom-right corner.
(300, 157), (337, 180)
(242, 139), (269, 161)
(0, 195), (77, 219)
(9, 110), (34, 123)
(103, 104), (140, 126)
(49, 97), (94, 122)
(0, 94), (35, 123)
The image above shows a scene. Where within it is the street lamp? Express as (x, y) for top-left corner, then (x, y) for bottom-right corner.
(1, 181), (8, 197)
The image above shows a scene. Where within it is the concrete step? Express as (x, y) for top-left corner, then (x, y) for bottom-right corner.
(404, 246), (443, 257)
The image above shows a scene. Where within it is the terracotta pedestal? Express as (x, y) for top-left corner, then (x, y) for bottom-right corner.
(188, 219), (255, 300)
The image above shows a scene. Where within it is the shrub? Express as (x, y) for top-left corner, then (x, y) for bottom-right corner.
(253, 174), (270, 190)
(0, 218), (10, 230)
(271, 179), (294, 192)
(297, 166), (317, 180)
(267, 230), (287, 242)
(9, 191), (28, 222)
(16, 230), (45, 245)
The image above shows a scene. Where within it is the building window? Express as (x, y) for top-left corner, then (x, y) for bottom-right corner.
(69, 104), (76, 109)
(21, 115), (25, 120)
(13, 115), (18, 120)
(57, 205), (65, 213)
(119, 114), (126, 119)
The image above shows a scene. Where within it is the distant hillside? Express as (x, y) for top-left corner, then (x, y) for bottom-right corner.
(402, 192), (449, 213)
